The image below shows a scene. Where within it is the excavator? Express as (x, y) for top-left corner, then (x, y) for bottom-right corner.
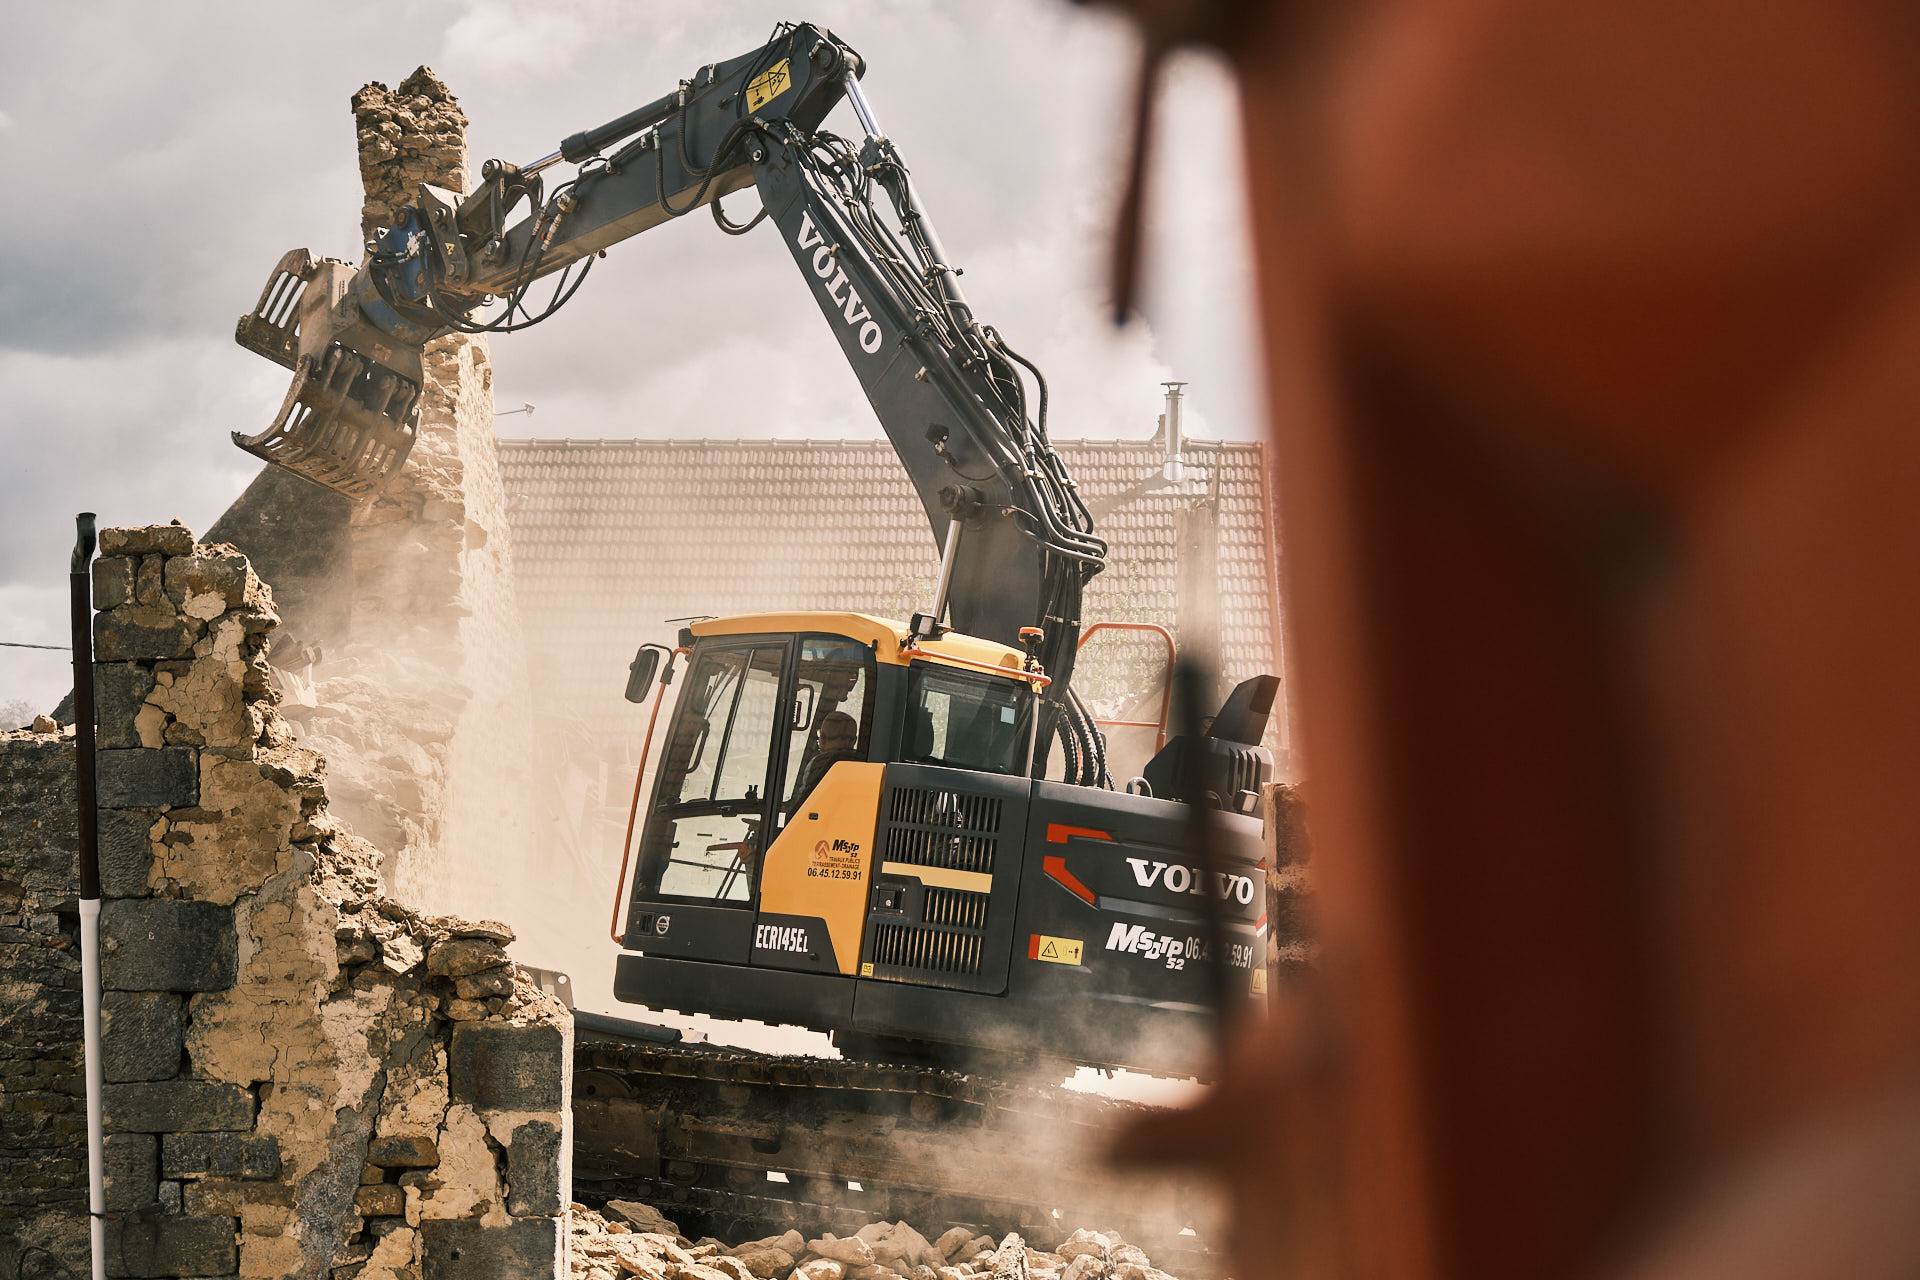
(232, 21), (1278, 1259)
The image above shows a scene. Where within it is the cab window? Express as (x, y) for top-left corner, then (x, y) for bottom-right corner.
(783, 637), (874, 808)
(902, 666), (1031, 776)
(640, 644), (785, 903)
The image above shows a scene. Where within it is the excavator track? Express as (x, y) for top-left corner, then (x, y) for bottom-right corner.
(572, 1032), (1226, 1277)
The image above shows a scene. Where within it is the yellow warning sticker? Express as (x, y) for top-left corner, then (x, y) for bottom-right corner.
(860, 962), (874, 977)
(1250, 965), (1269, 996)
(1030, 934), (1084, 966)
(746, 58), (794, 113)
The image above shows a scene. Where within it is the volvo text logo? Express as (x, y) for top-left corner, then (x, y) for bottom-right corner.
(1125, 857), (1256, 905)
(792, 211), (884, 355)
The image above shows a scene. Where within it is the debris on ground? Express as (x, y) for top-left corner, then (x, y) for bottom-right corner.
(569, 1206), (1185, 1280)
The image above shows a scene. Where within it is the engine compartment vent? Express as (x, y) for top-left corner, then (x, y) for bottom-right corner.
(883, 786), (1001, 873)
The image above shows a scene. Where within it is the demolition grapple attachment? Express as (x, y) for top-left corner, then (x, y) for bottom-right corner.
(232, 248), (425, 502)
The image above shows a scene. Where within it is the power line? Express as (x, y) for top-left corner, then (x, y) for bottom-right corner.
(0, 640), (67, 651)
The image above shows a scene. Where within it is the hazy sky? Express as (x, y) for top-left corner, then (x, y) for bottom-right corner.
(0, 1), (1260, 711)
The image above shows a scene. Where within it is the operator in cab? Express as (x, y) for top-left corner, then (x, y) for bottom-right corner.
(792, 711), (859, 805)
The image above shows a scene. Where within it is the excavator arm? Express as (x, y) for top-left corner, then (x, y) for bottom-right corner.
(233, 21), (1113, 782)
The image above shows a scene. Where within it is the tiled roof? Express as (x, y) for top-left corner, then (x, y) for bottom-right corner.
(497, 436), (1285, 767)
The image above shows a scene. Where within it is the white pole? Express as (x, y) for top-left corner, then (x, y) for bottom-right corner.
(79, 897), (106, 1280)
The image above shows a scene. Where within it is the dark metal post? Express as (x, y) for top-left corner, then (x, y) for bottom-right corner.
(70, 514), (98, 896)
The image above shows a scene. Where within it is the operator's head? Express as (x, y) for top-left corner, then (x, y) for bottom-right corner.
(817, 711), (858, 755)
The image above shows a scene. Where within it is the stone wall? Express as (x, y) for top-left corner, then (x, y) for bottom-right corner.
(0, 722), (88, 1275)
(0, 526), (571, 1279)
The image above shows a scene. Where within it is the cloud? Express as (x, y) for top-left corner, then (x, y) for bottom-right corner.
(0, 584), (75, 713)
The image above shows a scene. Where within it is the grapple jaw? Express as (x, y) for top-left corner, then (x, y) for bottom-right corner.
(232, 248), (424, 502)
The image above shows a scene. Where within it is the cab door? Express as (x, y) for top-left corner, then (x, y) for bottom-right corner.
(754, 636), (880, 975)
(624, 639), (791, 962)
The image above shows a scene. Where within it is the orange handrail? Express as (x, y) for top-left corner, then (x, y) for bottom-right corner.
(608, 647), (688, 945)
(1077, 621), (1178, 751)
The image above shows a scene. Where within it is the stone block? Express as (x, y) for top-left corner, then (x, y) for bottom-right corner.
(94, 662), (158, 749)
(367, 1133), (438, 1168)
(97, 807), (157, 897)
(93, 555), (136, 609)
(103, 1080), (254, 1132)
(105, 1208), (236, 1278)
(181, 1177), (296, 1216)
(505, 1118), (563, 1216)
(101, 991), (183, 1082)
(420, 1216), (561, 1279)
(454, 966), (514, 999)
(97, 747), (197, 809)
(134, 555), (164, 607)
(161, 1131), (280, 1179)
(94, 605), (198, 662)
(101, 898), (235, 991)
(425, 937), (509, 978)
(448, 1023), (565, 1112)
(99, 524), (195, 558)
(102, 1133), (157, 1213)
(355, 1183), (407, 1217)
(164, 544), (252, 609)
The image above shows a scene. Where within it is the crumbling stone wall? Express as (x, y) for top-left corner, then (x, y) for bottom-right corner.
(0, 722), (88, 1275)
(0, 525), (571, 1279)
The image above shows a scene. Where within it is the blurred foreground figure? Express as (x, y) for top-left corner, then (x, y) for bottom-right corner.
(1094, 1), (1920, 1276)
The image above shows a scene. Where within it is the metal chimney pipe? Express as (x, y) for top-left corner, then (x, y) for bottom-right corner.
(1161, 380), (1187, 456)
(1161, 381), (1188, 484)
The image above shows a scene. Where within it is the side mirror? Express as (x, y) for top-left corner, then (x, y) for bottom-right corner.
(625, 644), (668, 704)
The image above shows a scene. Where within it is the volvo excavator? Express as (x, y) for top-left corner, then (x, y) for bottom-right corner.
(232, 22), (1279, 1262)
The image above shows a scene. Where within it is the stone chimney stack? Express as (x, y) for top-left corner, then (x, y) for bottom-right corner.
(351, 67), (469, 240)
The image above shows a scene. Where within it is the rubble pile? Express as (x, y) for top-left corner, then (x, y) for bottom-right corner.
(569, 1204), (1184, 1280)
(44, 525), (572, 1279)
